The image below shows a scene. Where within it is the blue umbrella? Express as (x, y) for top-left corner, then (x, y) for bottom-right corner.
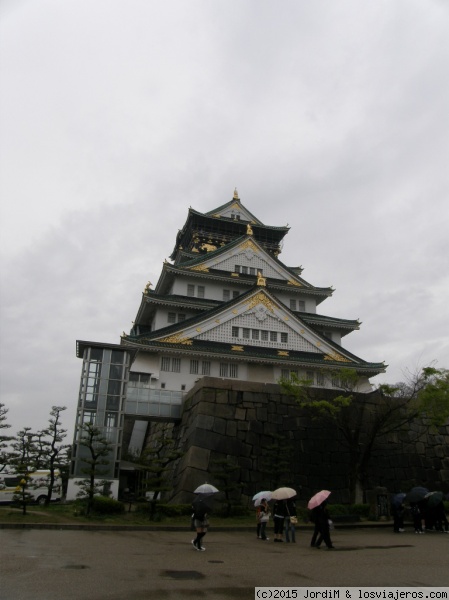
(391, 492), (406, 507)
(405, 486), (429, 504)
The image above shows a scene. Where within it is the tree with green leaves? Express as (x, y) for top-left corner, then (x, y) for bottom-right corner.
(280, 366), (449, 503)
(0, 403), (13, 473)
(8, 428), (38, 515)
(131, 423), (182, 520)
(75, 423), (112, 516)
(210, 457), (243, 517)
(38, 406), (70, 505)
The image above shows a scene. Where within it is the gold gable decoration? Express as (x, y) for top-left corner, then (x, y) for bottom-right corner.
(277, 351), (289, 357)
(246, 224), (253, 235)
(244, 291), (275, 313)
(190, 264), (209, 272)
(239, 239), (259, 252)
(287, 279), (302, 287)
(231, 345), (244, 352)
(324, 351), (352, 363)
(158, 333), (192, 345)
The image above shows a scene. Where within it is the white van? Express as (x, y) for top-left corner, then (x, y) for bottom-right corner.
(0, 470), (63, 505)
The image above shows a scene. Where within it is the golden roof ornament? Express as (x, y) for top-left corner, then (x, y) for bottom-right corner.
(257, 271), (266, 286)
(246, 224), (253, 235)
(144, 281), (152, 294)
(233, 188), (239, 200)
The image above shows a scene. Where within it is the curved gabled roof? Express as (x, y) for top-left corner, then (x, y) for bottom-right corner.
(179, 233), (310, 283)
(170, 201), (289, 260)
(123, 285), (385, 376)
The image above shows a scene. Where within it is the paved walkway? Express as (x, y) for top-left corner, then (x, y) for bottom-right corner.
(1, 527), (448, 600)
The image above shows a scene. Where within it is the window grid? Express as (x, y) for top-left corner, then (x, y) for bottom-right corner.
(201, 361), (211, 375)
(171, 358), (181, 373)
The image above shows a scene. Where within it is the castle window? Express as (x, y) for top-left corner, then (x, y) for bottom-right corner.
(220, 363), (239, 378)
(229, 364), (238, 378)
(242, 266), (248, 275)
(316, 371), (325, 386)
(252, 329), (259, 340)
(171, 358), (181, 372)
(234, 265), (241, 273)
(223, 289), (230, 301)
(219, 363), (228, 377)
(306, 371), (315, 384)
(232, 291), (239, 299)
(232, 326), (239, 337)
(242, 328), (250, 339)
(197, 286), (205, 298)
(281, 369), (298, 381)
(270, 331), (278, 342)
(201, 361), (210, 375)
(168, 312), (176, 323)
(187, 284), (195, 297)
(332, 374), (341, 387)
(281, 332), (288, 343)
(261, 330), (269, 341)
(250, 267), (256, 276)
(290, 299), (296, 311)
(161, 357), (171, 371)
(178, 313), (186, 322)
(298, 301), (305, 312)
(190, 359), (199, 374)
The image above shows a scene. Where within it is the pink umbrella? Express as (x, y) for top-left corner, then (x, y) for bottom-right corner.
(308, 490), (331, 509)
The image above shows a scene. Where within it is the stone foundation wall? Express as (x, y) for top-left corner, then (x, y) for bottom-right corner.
(169, 378), (449, 505)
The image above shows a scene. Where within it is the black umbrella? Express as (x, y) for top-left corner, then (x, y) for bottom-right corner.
(192, 494), (214, 516)
(405, 486), (429, 504)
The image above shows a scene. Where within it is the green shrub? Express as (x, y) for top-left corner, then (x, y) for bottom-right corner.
(91, 496), (125, 515)
(327, 504), (348, 516)
(349, 504), (370, 518)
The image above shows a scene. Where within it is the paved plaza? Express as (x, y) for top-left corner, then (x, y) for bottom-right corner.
(1, 527), (448, 600)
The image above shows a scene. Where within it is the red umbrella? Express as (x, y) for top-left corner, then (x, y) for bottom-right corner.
(308, 490), (331, 509)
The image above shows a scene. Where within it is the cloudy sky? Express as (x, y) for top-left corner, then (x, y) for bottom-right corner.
(1, 0), (448, 437)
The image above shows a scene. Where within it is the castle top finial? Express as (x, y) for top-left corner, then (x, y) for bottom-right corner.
(233, 188), (239, 200)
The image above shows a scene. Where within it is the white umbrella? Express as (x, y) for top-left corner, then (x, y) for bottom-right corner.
(194, 483), (219, 494)
(252, 491), (273, 506)
(271, 487), (297, 500)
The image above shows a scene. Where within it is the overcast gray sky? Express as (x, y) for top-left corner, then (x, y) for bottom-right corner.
(1, 0), (448, 437)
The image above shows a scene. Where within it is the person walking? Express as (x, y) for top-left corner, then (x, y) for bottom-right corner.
(284, 497), (297, 543)
(310, 501), (334, 549)
(191, 497), (210, 551)
(257, 498), (270, 540)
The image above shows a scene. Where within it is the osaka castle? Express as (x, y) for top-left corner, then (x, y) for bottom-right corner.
(67, 190), (385, 500)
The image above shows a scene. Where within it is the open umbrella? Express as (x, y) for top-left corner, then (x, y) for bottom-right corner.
(405, 486), (429, 504)
(271, 487), (296, 500)
(391, 492), (406, 508)
(424, 491), (444, 508)
(252, 491), (273, 506)
(194, 483), (219, 494)
(192, 494), (214, 517)
(308, 490), (331, 509)
(252, 491), (272, 501)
